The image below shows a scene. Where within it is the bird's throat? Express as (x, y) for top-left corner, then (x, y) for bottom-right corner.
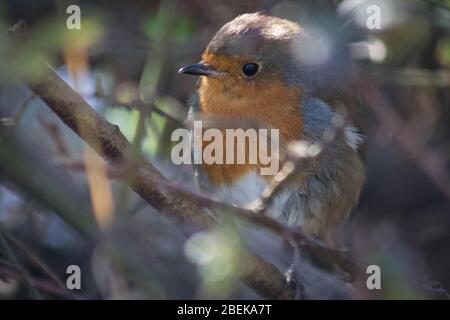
(198, 77), (303, 140)
(197, 77), (303, 185)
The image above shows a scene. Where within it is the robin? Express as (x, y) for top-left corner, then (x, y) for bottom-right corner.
(178, 13), (366, 241)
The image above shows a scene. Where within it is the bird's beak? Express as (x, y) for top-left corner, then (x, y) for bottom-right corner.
(178, 63), (225, 77)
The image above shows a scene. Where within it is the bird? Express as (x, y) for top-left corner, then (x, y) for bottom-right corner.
(178, 13), (366, 243)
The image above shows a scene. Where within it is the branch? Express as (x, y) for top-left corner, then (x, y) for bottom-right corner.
(358, 75), (450, 199)
(23, 61), (293, 299)
(61, 158), (361, 278)
(4, 232), (66, 291)
(27, 62), (213, 229)
(0, 224), (42, 299)
(0, 94), (34, 129)
(0, 263), (79, 299)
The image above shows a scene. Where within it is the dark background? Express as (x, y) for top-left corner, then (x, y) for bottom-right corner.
(0, 0), (449, 299)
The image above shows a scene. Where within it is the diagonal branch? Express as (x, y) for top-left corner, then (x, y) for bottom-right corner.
(23, 61), (293, 299)
(59, 157), (361, 276)
(27, 62), (213, 229)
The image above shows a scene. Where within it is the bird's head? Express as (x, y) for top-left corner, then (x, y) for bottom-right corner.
(179, 13), (309, 139)
(179, 13), (303, 84)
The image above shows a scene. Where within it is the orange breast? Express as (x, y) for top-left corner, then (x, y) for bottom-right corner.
(197, 69), (303, 185)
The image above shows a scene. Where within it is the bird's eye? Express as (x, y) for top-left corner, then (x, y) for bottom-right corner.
(242, 63), (260, 77)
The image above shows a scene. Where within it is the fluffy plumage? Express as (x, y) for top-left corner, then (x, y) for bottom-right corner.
(182, 13), (366, 239)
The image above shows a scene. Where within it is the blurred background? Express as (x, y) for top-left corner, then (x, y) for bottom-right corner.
(0, 0), (449, 299)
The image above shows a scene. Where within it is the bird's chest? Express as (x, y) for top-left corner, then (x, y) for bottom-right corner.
(195, 165), (296, 227)
(196, 167), (270, 207)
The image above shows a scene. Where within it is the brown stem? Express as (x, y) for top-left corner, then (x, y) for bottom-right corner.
(23, 61), (294, 300)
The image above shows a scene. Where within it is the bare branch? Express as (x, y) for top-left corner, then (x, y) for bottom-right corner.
(358, 75), (450, 199)
(26, 62), (212, 228)
(0, 225), (43, 299)
(4, 232), (66, 291)
(62, 157), (361, 278)
(0, 94), (34, 128)
(22, 61), (294, 299)
(0, 263), (80, 299)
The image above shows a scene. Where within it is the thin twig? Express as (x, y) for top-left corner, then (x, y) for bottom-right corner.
(369, 68), (450, 87)
(422, 0), (450, 12)
(0, 225), (43, 299)
(0, 263), (80, 299)
(94, 89), (185, 127)
(358, 75), (450, 199)
(0, 94), (34, 128)
(3, 232), (66, 290)
(62, 157), (361, 277)
(252, 110), (348, 214)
